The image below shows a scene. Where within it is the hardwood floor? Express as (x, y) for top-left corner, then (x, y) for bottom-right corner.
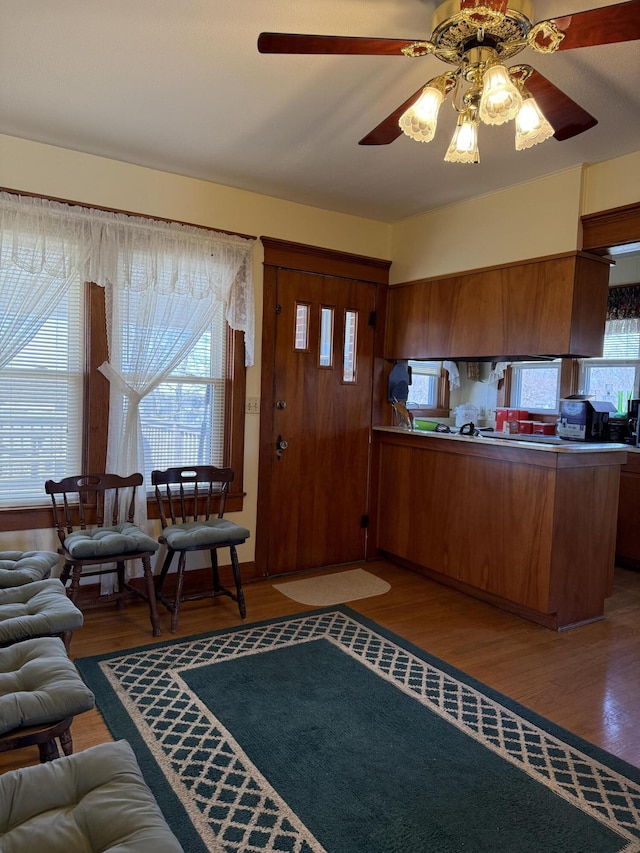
(2, 559), (640, 775)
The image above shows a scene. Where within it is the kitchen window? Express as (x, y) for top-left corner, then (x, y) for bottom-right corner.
(579, 326), (640, 413)
(510, 361), (561, 414)
(407, 361), (450, 416)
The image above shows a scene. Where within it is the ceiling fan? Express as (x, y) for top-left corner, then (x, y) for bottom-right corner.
(258, 0), (640, 162)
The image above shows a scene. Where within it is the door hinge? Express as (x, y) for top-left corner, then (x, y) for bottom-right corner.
(368, 311), (377, 328)
(361, 514), (369, 529)
(275, 304), (282, 314)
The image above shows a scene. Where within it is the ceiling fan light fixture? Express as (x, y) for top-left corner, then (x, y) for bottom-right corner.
(515, 95), (555, 150)
(399, 83), (446, 143)
(444, 111), (479, 164)
(479, 62), (523, 126)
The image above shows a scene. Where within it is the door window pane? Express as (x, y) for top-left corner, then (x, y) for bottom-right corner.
(294, 303), (309, 351)
(319, 307), (334, 367)
(343, 310), (358, 383)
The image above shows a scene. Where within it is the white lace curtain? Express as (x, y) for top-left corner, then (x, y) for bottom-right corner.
(0, 192), (91, 369)
(0, 191), (255, 559)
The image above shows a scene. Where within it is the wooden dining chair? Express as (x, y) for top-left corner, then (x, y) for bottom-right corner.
(151, 466), (249, 632)
(44, 473), (162, 636)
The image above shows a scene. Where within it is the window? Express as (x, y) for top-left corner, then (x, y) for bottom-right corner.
(407, 361), (441, 409)
(510, 361), (561, 413)
(0, 193), (249, 527)
(135, 319), (228, 489)
(342, 310), (358, 383)
(0, 286), (84, 505)
(579, 328), (640, 414)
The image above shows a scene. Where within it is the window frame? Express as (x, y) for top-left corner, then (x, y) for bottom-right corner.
(0, 281), (246, 530)
(503, 358), (577, 420)
(509, 360), (562, 415)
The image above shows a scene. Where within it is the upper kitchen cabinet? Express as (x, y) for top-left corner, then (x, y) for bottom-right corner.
(385, 252), (611, 361)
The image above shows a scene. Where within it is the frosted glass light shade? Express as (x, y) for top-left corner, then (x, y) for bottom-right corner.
(399, 86), (445, 143)
(479, 63), (523, 125)
(444, 114), (479, 163)
(515, 96), (554, 150)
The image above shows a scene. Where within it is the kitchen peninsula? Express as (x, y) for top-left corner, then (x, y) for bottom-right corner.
(373, 427), (628, 630)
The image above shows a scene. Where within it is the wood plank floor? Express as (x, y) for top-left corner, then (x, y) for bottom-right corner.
(2, 559), (640, 774)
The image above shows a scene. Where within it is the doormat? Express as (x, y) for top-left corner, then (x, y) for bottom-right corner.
(272, 568), (391, 605)
(76, 607), (640, 852)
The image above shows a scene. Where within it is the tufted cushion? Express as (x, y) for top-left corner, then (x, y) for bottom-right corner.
(0, 637), (94, 734)
(0, 579), (84, 646)
(0, 739), (184, 852)
(0, 551), (59, 588)
(162, 519), (250, 551)
(64, 523), (160, 559)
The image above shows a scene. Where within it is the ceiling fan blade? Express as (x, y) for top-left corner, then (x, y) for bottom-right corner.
(525, 69), (598, 141)
(550, 0), (640, 50)
(258, 33), (424, 55)
(358, 85), (430, 145)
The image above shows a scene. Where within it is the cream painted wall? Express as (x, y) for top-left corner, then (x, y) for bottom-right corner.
(581, 151), (640, 217)
(2, 132), (639, 572)
(0, 134), (391, 569)
(390, 166), (585, 284)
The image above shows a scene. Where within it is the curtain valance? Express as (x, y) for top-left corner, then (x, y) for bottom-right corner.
(0, 191), (256, 365)
(607, 284), (640, 322)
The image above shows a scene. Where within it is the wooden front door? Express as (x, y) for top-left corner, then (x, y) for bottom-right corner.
(259, 266), (377, 576)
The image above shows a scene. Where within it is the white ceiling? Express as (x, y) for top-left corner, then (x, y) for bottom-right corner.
(1, 0), (639, 222)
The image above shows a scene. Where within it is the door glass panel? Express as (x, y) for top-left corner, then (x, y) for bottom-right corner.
(343, 310), (358, 383)
(294, 303), (309, 351)
(319, 307), (334, 367)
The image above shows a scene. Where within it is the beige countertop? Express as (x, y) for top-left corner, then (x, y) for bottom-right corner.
(373, 425), (629, 454)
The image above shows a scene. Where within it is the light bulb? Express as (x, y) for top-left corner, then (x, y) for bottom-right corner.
(444, 113), (479, 164)
(399, 86), (445, 143)
(515, 96), (554, 150)
(479, 63), (523, 126)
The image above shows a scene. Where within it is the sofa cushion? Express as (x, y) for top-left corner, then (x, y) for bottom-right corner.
(64, 523), (160, 559)
(0, 579), (84, 646)
(162, 519), (250, 551)
(0, 551), (59, 588)
(0, 637), (94, 734)
(0, 739), (184, 852)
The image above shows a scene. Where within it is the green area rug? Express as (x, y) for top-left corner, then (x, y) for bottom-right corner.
(76, 607), (640, 853)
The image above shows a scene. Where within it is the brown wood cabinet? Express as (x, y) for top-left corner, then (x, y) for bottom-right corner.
(373, 428), (626, 629)
(385, 251), (610, 360)
(616, 450), (640, 569)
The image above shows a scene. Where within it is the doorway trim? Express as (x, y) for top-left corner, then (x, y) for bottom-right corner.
(256, 238), (390, 577)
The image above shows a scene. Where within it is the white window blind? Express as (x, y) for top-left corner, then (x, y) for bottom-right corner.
(0, 286), (83, 505)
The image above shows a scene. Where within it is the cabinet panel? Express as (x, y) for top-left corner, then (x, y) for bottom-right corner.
(385, 252), (609, 360)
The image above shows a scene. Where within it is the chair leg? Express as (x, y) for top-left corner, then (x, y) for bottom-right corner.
(60, 561), (72, 586)
(68, 565), (82, 605)
(38, 739), (60, 763)
(141, 556), (162, 637)
(210, 549), (221, 593)
(229, 545), (246, 619)
(116, 560), (126, 608)
(155, 549), (175, 595)
(59, 726), (73, 756)
(170, 552), (188, 633)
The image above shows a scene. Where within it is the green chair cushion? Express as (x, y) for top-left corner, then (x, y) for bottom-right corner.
(0, 637), (94, 734)
(0, 739), (184, 852)
(0, 579), (84, 646)
(0, 551), (59, 588)
(64, 523), (160, 559)
(162, 519), (250, 551)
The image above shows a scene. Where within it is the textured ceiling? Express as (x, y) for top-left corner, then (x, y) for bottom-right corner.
(0, 0), (638, 221)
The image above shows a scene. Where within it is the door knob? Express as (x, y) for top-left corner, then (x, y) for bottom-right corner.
(276, 435), (289, 451)
(276, 400), (287, 409)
